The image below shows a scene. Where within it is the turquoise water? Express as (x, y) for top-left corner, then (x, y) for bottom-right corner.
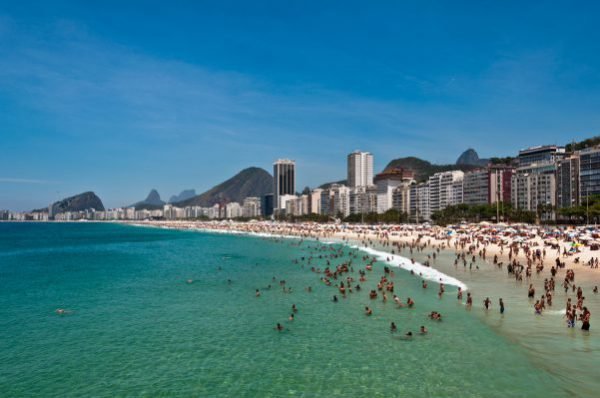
(0, 223), (588, 397)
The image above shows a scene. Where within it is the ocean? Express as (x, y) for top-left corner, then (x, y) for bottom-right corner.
(0, 222), (597, 397)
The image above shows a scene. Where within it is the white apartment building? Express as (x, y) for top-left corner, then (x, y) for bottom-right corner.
(349, 185), (378, 215)
(409, 182), (430, 222)
(375, 169), (415, 214)
(511, 162), (556, 217)
(392, 181), (414, 215)
(242, 197), (262, 218)
(347, 151), (374, 187)
(428, 171), (464, 213)
(225, 202), (243, 219)
(310, 188), (323, 214)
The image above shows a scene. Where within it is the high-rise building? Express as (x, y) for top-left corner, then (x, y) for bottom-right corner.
(273, 159), (296, 210)
(350, 186), (378, 215)
(242, 197), (262, 218)
(463, 170), (489, 205)
(556, 155), (580, 209)
(375, 168), (415, 213)
(392, 181), (414, 215)
(578, 146), (600, 204)
(428, 171), (464, 213)
(511, 162), (556, 219)
(409, 182), (430, 222)
(518, 145), (565, 167)
(309, 189), (323, 214)
(261, 194), (274, 217)
(489, 165), (514, 204)
(462, 166), (514, 206)
(347, 151), (374, 188)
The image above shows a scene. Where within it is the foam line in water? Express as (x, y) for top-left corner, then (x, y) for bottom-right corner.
(129, 223), (468, 290)
(351, 245), (468, 291)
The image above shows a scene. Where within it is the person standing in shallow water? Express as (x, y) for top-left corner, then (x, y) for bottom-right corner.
(483, 297), (491, 310)
(581, 307), (591, 331)
(499, 298), (505, 314)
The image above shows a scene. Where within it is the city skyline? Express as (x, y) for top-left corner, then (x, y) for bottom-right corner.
(2, 1), (600, 210)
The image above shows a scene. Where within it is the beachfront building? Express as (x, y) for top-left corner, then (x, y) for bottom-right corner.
(347, 151), (374, 188)
(463, 169), (489, 205)
(511, 162), (556, 219)
(462, 166), (514, 206)
(349, 185), (378, 215)
(375, 168), (415, 214)
(489, 165), (514, 204)
(285, 194), (310, 217)
(273, 159), (296, 211)
(517, 145), (566, 167)
(242, 197), (262, 218)
(261, 194), (274, 217)
(578, 146), (600, 205)
(277, 194), (297, 215)
(392, 181), (414, 215)
(428, 171), (464, 213)
(409, 182), (430, 222)
(309, 188), (323, 214)
(318, 184), (350, 218)
(331, 184), (351, 218)
(225, 202), (243, 219)
(319, 189), (334, 217)
(557, 154), (580, 209)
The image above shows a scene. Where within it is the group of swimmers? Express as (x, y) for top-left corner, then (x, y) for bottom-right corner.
(254, 224), (595, 336)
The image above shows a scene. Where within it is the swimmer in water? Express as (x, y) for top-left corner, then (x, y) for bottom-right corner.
(289, 313), (294, 321)
(55, 308), (66, 315)
(390, 322), (397, 333)
(275, 323), (284, 331)
(255, 289), (261, 297)
(333, 295), (338, 302)
(420, 326), (428, 334)
(292, 304), (298, 313)
(365, 306), (373, 316)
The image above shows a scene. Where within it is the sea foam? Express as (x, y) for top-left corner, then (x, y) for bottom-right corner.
(350, 245), (468, 291)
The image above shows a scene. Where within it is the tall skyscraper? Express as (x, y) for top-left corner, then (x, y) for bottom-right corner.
(347, 151), (374, 187)
(273, 159), (296, 210)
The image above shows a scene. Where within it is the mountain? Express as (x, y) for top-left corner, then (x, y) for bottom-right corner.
(384, 157), (479, 182)
(456, 149), (489, 167)
(169, 189), (196, 203)
(33, 191), (104, 213)
(175, 167), (273, 207)
(131, 189), (165, 210)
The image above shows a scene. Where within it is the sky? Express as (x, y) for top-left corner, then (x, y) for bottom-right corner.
(1, 1), (600, 211)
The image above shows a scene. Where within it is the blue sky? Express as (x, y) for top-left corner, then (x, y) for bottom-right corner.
(1, 1), (599, 210)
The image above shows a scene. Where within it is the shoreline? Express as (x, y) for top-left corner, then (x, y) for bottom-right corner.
(126, 221), (469, 290)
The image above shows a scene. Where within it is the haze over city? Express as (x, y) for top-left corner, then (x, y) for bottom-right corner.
(2, 1), (600, 210)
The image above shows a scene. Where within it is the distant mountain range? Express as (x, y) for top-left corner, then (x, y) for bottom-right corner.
(174, 167), (273, 207)
(29, 149), (497, 214)
(131, 189), (165, 210)
(33, 191), (104, 213)
(169, 189), (196, 203)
